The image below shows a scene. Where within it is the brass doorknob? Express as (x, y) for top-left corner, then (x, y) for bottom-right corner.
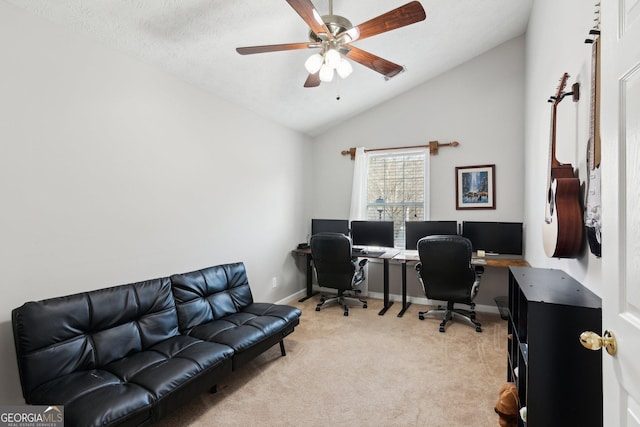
(580, 330), (617, 356)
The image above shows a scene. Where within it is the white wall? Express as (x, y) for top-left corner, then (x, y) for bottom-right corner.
(311, 36), (526, 306)
(523, 0), (602, 294)
(312, 35), (525, 222)
(0, 2), (311, 404)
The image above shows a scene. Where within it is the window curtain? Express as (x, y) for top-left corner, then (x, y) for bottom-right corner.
(349, 147), (368, 221)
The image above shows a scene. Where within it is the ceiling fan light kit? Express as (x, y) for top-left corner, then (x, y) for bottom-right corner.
(306, 48), (353, 82)
(236, 0), (426, 88)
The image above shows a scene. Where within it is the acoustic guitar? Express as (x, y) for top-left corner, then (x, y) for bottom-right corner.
(542, 73), (584, 258)
(584, 5), (602, 257)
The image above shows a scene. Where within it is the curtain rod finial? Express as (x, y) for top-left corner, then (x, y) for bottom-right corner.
(341, 147), (356, 160)
(429, 140), (460, 155)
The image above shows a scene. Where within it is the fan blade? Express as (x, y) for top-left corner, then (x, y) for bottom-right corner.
(304, 72), (321, 88)
(286, 0), (332, 38)
(345, 46), (405, 78)
(236, 42), (312, 55)
(339, 1), (426, 42)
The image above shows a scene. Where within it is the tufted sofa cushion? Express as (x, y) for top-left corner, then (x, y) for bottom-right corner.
(171, 262), (301, 368)
(12, 277), (233, 427)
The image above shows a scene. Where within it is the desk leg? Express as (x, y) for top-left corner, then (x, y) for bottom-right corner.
(397, 261), (412, 317)
(378, 259), (394, 315)
(298, 253), (318, 302)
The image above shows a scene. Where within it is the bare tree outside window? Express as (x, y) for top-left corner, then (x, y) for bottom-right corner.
(367, 152), (426, 247)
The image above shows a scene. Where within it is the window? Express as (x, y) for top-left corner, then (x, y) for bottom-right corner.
(366, 150), (428, 247)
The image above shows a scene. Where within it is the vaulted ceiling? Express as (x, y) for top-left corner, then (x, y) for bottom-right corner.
(7, 0), (533, 136)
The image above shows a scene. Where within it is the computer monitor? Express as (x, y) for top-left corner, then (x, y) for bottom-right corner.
(311, 219), (349, 236)
(461, 221), (523, 255)
(350, 221), (395, 248)
(405, 221), (458, 250)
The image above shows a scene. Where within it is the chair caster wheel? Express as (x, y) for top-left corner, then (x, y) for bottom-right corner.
(476, 326), (482, 332)
(315, 307), (320, 311)
(344, 311), (349, 316)
(439, 326), (445, 333)
(363, 303), (368, 309)
(419, 314), (425, 320)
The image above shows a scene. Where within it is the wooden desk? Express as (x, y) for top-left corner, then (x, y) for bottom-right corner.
(291, 247), (399, 315)
(393, 250), (529, 317)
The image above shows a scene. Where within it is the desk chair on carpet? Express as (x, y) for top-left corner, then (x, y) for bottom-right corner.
(415, 235), (484, 332)
(310, 232), (368, 316)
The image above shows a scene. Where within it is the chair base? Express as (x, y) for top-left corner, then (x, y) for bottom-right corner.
(418, 302), (482, 333)
(316, 290), (367, 316)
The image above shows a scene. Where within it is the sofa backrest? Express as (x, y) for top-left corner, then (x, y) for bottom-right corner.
(12, 277), (179, 398)
(170, 262), (254, 332)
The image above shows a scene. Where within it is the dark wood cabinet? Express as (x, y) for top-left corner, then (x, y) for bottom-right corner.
(507, 266), (602, 426)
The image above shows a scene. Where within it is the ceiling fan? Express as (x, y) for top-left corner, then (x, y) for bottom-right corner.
(236, 0), (426, 88)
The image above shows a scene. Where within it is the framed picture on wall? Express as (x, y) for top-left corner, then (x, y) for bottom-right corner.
(455, 164), (496, 210)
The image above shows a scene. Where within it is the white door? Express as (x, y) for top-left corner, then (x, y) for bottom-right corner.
(601, 0), (640, 424)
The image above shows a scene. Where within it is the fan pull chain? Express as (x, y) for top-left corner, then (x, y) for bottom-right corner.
(335, 75), (341, 100)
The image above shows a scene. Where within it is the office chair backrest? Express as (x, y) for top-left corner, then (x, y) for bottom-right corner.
(417, 235), (476, 302)
(310, 232), (356, 291)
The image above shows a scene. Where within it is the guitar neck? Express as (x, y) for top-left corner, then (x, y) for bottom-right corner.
(591, 35), (601, 168)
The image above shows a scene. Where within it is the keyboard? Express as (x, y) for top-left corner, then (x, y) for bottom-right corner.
(364, 250), (386, 256)
(351, 248), (386, 257)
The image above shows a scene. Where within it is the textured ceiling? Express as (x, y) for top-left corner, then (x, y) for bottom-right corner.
(7, 0), (532, 136)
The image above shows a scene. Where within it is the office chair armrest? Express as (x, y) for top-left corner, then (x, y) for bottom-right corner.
(470, 278), (481, 300)
(469, 266), (483, 300)
(353, 259), (368, 288)
(414, 263), (426, 295)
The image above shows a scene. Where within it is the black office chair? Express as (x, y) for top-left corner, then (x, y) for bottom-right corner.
(415, 235), (484, 332)
(310, 232), (368, 316)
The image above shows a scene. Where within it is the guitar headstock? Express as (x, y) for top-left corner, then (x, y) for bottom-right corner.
(548, 72), (569, 105)
(585, 2), (601, 44)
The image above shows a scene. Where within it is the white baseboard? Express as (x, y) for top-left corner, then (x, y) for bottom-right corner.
(276, 289), (307, 305)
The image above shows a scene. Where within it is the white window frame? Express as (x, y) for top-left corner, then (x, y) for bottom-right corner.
(364, 148), (430, 248)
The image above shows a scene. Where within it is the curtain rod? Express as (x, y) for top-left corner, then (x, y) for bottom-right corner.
(340, 141), (460, 160)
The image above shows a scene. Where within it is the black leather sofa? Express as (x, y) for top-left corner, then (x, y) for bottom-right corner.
(12, 262), (301, 427)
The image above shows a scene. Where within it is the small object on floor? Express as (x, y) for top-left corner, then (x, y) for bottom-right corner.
(494, 382), (519, 427)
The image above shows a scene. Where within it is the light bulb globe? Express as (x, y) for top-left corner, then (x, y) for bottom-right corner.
(304, 53), (323, 74)
(319, 64), (334, 82)
(336, 58), (353, 79)
(324, 49), (341, 69)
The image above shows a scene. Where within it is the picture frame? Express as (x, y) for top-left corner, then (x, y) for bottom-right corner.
(455, 164), (496, 210)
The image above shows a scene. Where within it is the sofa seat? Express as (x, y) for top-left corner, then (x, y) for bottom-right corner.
(29, 370), (154, 427)
(171, 263), (302, 369)
(186, 302), (301, 367)
(25, 334), (234, 427)
(105, 335), (234, 420)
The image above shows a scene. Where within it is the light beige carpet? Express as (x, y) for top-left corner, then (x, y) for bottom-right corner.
(154, 297), (507, 427)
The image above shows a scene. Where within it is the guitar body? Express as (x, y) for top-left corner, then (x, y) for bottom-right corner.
(543, 73), (584, 258)
(543, 177), (583, 257)
(585, 158), (602, 257)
